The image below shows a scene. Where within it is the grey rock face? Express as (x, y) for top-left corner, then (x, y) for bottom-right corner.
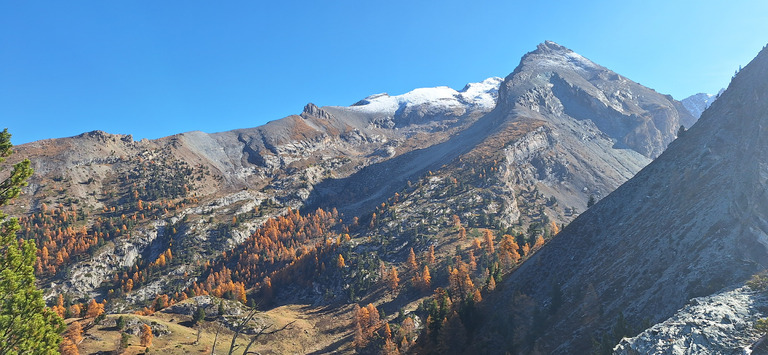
(614, 287), (766, 355)
(499, 41), (696, 159)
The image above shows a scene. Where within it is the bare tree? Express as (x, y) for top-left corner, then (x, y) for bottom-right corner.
(241, 321), (296, 355)
(210, 322), (223, 355)
(226, 306), (296, 355)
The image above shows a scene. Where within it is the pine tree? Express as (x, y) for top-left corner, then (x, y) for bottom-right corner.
(193, 304), (206, 326)
(0, 129), (65, 354)
(587, 195), (596, 208)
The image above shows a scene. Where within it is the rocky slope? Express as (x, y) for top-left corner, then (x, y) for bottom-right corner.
(614, 287), (767, 355)
(469, 44), (768, 354)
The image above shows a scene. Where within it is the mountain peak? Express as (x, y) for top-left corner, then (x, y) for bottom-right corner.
(516, 41), (599, 74)
(498, 41), (695, 158)
(534, 40), (571, 54)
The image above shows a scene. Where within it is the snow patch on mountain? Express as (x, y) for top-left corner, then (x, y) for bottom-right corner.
(347, 77), (503, 114)
(682, 90), (724, 118)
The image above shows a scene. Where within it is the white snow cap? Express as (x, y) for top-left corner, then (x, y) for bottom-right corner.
(681, 90), (723, 118)
(347, 77), (503, 114)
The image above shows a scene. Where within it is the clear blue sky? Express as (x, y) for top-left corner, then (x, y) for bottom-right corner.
(2, 1), (766, 145)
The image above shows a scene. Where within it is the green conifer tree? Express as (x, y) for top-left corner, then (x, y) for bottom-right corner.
(0, 129), (65, 354)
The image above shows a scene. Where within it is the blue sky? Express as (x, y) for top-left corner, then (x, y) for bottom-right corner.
(2, 1), (766, 145)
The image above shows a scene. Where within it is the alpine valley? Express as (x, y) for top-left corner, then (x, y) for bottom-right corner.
(9, 40), (765, 354)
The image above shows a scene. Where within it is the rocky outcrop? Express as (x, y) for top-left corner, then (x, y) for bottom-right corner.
(614, 287), (767, 355)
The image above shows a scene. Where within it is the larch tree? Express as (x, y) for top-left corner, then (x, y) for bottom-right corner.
(406, 248), (418, 272)
(388, 267), (400, 291)
(69, 304), (82, 319)
(451, 214), (462, 228)
(85, 299), (104, 318)
(0, 129), (65, 354)
(383, 337), (400, 355)
(426, 245), (436, 265)
(482, 229), (495, 255)
(140, 323), (153, 347)
(353, 304), (367, 348)
(66, 321), (83, 345)
(421, 265), (432, 292)
(58, 338), (79, 355)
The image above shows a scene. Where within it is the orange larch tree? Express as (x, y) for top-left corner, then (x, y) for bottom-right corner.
(388, 267), (400, 291)
(140, 324), (153, 347)
(407, 248), (418, 272)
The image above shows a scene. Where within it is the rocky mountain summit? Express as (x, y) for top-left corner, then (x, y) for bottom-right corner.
(499, 41), (696, 159)
(470, 44), (768, 354)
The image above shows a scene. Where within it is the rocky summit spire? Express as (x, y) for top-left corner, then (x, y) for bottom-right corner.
(301, 102), (333, 120)
(530, 40), (578, 57)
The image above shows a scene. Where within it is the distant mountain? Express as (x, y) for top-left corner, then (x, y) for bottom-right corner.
(470, 44), (768, 354)
(682, 90), (724, 118)
(2, 41), (696, 353)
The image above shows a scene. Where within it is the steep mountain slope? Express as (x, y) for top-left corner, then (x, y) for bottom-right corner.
(470, 44), (768, 354)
